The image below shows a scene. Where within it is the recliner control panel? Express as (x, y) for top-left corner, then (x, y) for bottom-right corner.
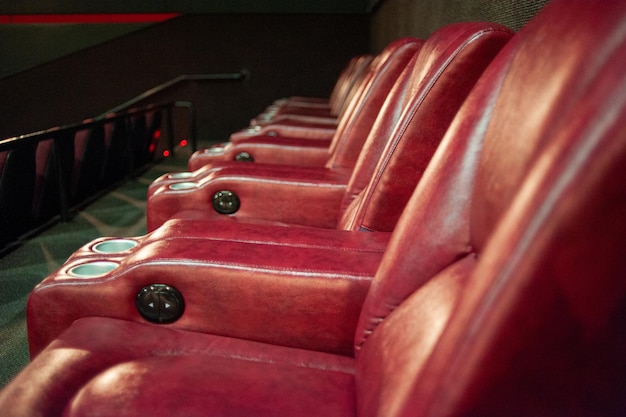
(136, 284), (185, 323)
(213, 190), (240, 214)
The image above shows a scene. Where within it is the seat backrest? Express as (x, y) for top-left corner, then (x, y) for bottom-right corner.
(330, 54), (376, 118)
(32, 133), (74, 223)
(101, 118), (130, 186)
(323, 37), (423, 169)
(144, 110), (162, 164)
(130, 113), (147, 168)
(354, 0), (626, 415)
(32, 138), (56, 220)
(0, 151), (7, 176)
(73, 125), (105, 203)
(0, 143), (36, 247)
(337, 21), (512, 232)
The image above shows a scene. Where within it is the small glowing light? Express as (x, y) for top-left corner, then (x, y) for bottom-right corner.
(153, 130), (161, 139)
(149, 143), (156, 152)
(163, 150), (170, 157)
(179, 139), (188, 147)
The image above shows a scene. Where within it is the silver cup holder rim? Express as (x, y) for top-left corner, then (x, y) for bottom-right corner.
(169, 181), (198, 190)
(167, 172), (195, 180)
(206, 146), (226, 153)
(92, 238), (138, 254)
(68, 261), (120, 278)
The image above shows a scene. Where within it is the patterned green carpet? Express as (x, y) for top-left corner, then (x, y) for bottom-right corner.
(0, 153), (189, 388)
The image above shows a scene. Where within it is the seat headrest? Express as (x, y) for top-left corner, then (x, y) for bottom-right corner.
(470, 0), (626, 250)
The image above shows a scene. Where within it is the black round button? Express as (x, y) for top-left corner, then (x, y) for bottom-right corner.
(136, 284), (185, 324)
(235, 152), (254, 162)
(213, 190), (240, 214)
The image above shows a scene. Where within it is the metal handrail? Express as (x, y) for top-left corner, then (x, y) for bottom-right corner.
(103, 71), (248, 115)
(0, 101), (191, 224)
(0, 101), (190, 151)
(0, 71), (247, 247)
(1, 71), (248, 152)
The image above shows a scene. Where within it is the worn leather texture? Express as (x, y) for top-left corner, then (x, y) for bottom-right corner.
(2, 1), (626, 416)
(338, 22), (512, 232)
(27, 218), (390, 357)
(188, 40), (414, 169)
(149, 24), (510, 232)
(185, 55), (371, 169)
(147, 38), (422, 231)
(355, 1), (626, 416)
(188, 136), (332, 169)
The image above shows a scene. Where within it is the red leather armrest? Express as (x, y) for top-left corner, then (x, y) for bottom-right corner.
(149, 160), (341, 198)
(230, 123), (336, 142)
(251, 113), (338, 127)
(187, 136), (332, 171)
(146, 163), (351, 231)
(27, 221), (390, 358)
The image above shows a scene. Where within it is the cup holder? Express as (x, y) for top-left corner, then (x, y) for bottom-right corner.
(206, 145), (226, 154)
(169, 182), (198, 191)
(92, 239), (138, 254)
(68, 261), (119, 278)
(168, 172), (194, 180)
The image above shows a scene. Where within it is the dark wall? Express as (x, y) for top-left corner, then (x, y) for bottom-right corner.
(0, 1), (553, 142)
(0, 23), (155, 79)
(0, 14), (368, 142)
(370, 0), (550, 52)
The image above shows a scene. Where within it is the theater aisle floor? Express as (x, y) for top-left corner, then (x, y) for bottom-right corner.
(0, 150), (190, 388)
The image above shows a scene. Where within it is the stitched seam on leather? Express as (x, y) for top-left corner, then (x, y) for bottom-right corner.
(186, 175), (348, 188)
(121, 260), (374, 280)
(333, 42), (421, 163)
(356, 27), (509, 231)
(153, 235), (387, 253)
(43, 264), (375, 288)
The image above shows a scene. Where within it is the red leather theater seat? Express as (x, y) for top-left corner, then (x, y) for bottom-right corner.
(25, 21), (513, 361)
(1, 0), (625, 415)
(146, 22), (510, 231)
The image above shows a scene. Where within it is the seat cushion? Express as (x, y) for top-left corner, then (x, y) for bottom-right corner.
(27, 219), (389, 357)
(0, 317), (355, 417)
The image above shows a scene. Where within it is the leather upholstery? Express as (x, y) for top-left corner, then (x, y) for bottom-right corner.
(338, 22), (512, 232)
(188, 40), (408, 169)
(29, 21), (511, 358)
(148, 23), (510, 232)
(27, 23), (512, 356)
(274, 39), (415, 165)
(355, 2), (626, 416)
(27, 219), (391, 357)
(165, 39), (421, 195)
(6, 317), (359, 417)
(148, 37), (422, 229)
(2, 1), (625, 416)
(190, 136), (333, 168)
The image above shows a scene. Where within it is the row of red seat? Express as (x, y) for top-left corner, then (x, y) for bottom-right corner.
(144, 24), (512, 233)
(1, 0), (625, 414)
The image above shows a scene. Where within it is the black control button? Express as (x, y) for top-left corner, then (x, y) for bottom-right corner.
(136, 284), (185, 324)
(235, 152), (254, 162)
(213, 190), (240, 214)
